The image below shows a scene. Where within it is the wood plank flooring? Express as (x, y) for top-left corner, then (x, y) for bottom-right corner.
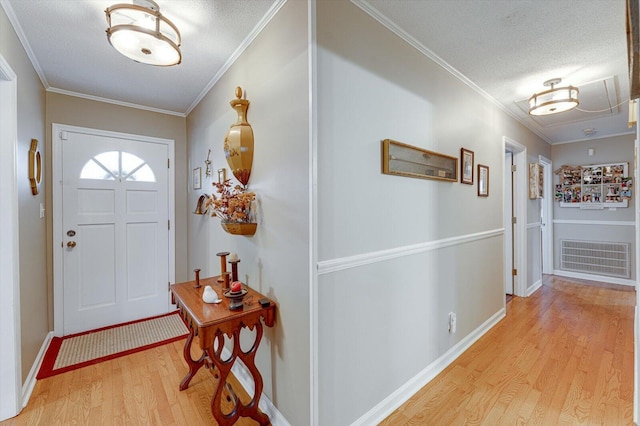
(1, 275), (634, 425)
(1, 337), (260, 425)
(380, 275), (635, 425)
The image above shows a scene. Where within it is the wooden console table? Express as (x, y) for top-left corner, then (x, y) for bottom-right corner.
(170, 276), (275, 425)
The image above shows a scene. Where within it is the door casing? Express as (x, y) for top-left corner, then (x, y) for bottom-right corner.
(52, 124), (176, 336)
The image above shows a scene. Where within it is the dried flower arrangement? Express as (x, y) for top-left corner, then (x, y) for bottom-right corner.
(205, 179), (256, 223)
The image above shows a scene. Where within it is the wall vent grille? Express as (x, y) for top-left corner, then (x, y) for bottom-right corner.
(560, 239), (630, 278)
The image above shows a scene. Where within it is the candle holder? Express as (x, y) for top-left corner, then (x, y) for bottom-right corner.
(216, 251), (230, 282)
(229, 258), (240, 282)
(222, 272), (231, 291)
(193, 268), (201, 288)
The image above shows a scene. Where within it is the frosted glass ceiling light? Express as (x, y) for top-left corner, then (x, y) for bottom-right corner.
(528, 78), (579, 116)
(105, 0), (181, 66)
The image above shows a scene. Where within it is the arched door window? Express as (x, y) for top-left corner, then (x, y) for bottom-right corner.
(80, 151), (155, 182)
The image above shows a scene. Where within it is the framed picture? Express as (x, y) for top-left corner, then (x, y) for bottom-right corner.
(460, 148), (474, 184)
(381, 139), (458, 182)
(529, 163), (543, 199)
(478, 164), (489, 197)
(217, 168), (227, 184)
(192, 167), (202, 190)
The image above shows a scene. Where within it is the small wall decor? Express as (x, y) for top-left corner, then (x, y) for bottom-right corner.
(529, 163), (543, 199)
(205, 149), (212, 178)
(460, 148), (474, 185)
(192, 167), (202, 190)
(478, 164), (489, 197)
(217, 168), (227, 184)
(381, 139), (457, 182)
(224, 86), (254, 186)
(28, 139), (42, 195)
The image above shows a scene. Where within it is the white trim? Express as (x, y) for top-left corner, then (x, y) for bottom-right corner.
(47, 87), (185, 117)
(504, 137), (528, 297)
(317, 228), (504, 275)
(526, 279), (543, 297)
(350, 0), (551, 145)
(539, 155), (553, 275)
(553, 269), (636, 287)
(350, 307), (506, 426)
(0, 53), (22, 422)
(527, 222), (541, 229)
(221, 347), (291, 426)
(552, 130), (635, 145)
(51, 124), (176, 336)
(20, 332), (53, 409)
(308, 0), (319, 424)
(553, 219), (635, 226)
(0, 0), (48, 88)
(185, 0), (288, 115)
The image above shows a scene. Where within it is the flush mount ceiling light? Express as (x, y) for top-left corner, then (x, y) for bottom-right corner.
(528, 78), (579, 116)
(105, 0), (181, 66)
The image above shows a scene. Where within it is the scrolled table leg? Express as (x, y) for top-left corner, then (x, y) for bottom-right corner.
(179, 327), (207, 391)
(205, 325), (270, 426)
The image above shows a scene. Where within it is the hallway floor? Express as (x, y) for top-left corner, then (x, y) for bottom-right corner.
(381, 275), (635, 425)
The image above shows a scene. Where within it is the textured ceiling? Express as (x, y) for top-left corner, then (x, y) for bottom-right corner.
(2, 0), (279, 115)
(360, 0), (632, 143)
(1, 0), (634, 143)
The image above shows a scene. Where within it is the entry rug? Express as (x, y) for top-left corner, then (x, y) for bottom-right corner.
(37, 311), (188, 379)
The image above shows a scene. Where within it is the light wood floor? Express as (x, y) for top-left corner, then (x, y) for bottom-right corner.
(1, 275), (635, 425)
(1, 337), (261, 425)
(381, 275), (635, 425)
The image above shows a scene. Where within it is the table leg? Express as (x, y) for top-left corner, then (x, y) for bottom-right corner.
(206, 323), (270, 426)
(179, 327), (207, 391)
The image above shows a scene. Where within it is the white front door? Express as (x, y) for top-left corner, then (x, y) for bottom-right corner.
(60, 130), (170, 334)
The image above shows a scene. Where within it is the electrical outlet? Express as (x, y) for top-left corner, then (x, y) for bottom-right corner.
(448, 312), (457, 333)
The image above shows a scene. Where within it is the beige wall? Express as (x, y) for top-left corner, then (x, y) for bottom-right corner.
(316, 1), (550, 423)
(186, 1), (310, 424)
(1, 5), (48, 383)
(45, 92), (189, 327)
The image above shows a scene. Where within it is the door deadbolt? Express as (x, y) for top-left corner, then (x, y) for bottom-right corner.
(67, 230), (76, 237)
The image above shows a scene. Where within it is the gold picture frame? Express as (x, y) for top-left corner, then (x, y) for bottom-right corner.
(29, 139), (42, 195)
(381, 139), (457, 182)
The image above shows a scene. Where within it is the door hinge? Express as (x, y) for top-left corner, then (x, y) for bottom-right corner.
(511, 165), (516, 172)
(168, 158), (170, 168)
(168, 281), (171, 290)
(512, 268), (518, 276)
(512, 217), (517, 224)
(168, 220), (170, 230)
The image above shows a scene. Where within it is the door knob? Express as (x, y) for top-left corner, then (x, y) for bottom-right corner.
(67, 241), (77, 248)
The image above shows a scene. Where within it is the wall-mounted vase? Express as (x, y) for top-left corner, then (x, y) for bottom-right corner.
(224, 86), (254, 186)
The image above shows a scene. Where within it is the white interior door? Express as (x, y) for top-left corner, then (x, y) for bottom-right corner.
(504, 150), (514, 295)
(61, 131), (169, 334)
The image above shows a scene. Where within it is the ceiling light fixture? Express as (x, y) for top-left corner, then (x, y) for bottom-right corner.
(105, 0), (181, 66)
(528, 78), (579, 116)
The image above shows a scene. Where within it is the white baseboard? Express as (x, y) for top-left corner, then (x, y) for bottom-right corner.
(526, 279), (543, 296)
(350, 308), (506, 426)
(553, 270), (636, 287)
(221, 347), (290, 426)
(21, 331), (53, 408)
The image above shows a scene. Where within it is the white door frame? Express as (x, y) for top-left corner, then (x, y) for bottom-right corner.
(52, 124), (176, 336)
(504, 150), (514, 295)
(503, 136), (527, 297)
(0, 54), (22, 420)
(539, 155), (553, 274)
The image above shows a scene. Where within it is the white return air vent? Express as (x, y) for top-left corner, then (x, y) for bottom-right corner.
(560, 239), (630, 278)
